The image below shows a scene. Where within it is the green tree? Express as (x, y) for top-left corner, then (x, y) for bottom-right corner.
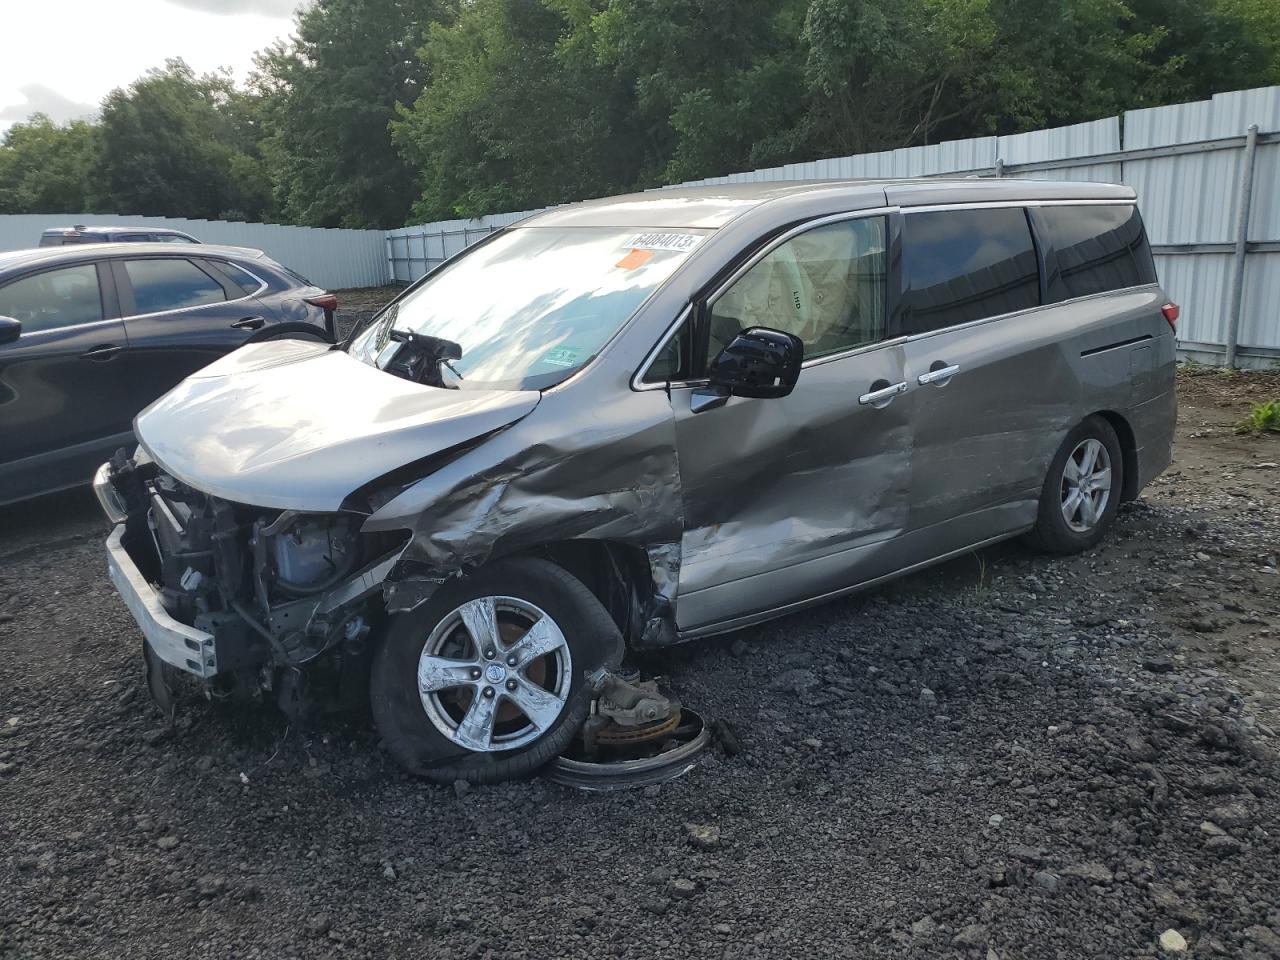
(94, 59), (271, 220)
(0, 115), (100, 214)
(253, 0), (448, 229)
(393, 0), (632, 220)
(591, 0), (809, 183)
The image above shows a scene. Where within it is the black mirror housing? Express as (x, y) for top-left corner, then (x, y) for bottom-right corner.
(707, 326), (803, 399)
(0, 316), (21, 346)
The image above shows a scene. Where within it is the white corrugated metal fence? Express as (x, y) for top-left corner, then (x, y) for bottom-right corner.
(387, 85), (1280, 367)
(2, 85), (1278, 365)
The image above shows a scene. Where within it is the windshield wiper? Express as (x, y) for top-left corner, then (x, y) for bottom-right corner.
(384, 329), (464, 388)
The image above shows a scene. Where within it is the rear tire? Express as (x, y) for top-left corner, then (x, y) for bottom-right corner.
(370, 557), (622, 784)
(1026, 415), (1123, 554)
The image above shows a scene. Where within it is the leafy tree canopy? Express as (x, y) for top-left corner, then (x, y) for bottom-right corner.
(1, 0), (1278, 223)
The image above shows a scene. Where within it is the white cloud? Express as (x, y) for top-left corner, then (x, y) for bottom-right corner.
(1, 0), (296, 132)
(0, 85), (98, 128)
(166, 0), (305, 16)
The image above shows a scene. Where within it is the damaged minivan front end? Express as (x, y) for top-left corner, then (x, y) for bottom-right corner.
(97, 217), (706, 782)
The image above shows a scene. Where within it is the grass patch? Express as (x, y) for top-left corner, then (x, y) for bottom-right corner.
(1237, 399), (1280, 434)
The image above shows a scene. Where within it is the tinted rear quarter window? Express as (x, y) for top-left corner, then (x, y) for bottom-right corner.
(903, 207), (1039, 334)
(1038, 204), (1157, 301)
(123, 258), (226, 315)
(213, 260), (264, 295)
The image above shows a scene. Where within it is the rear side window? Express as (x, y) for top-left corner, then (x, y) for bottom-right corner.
(123, 258), (226, 315)
(1038, 205), (1157, 301)
(0, 265), (103, 333)
(214, 261), (263, 295)
(903, 207), (1040, 334)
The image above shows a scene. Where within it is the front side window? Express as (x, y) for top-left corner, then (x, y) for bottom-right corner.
(708, 217), (888, 363)
(0, 264), (103, 334)
(1039, 205), (1156, 301)
(348, 227), (707, 390)
(123, 258), (226, 315)
(903, 207), (1039, 334)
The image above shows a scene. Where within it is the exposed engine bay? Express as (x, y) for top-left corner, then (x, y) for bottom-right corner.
(104, 449), (409, 712)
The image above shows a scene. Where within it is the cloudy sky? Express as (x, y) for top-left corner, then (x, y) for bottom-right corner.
(1, 0), (304, 132)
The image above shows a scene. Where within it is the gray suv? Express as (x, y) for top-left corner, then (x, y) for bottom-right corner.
(96, 178), (1177, 783)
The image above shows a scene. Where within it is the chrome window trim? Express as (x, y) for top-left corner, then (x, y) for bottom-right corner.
(15, 316), (120, 339)
(903, 198), (1137, 214)
(632, 207), (897, 391)
(901, 282), (1163, 345)
(118, 257), (268, 323)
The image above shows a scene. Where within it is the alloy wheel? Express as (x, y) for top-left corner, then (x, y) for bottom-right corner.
(417, 596), (572, 752)
(1060, 437), (1113, 533)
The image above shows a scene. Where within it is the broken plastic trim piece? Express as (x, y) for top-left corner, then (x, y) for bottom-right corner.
(545, 708), (710, 792)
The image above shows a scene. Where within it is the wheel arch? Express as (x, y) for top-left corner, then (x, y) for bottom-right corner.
(1091, 409), (1139, 501)
(528, 539), (673, 649)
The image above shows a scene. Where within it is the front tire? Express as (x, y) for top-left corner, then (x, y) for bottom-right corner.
(370, 557), (622, 784)
(1027, 416), (1123, 554)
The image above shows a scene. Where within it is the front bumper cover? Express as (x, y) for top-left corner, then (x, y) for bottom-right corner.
(106, 525), (218, 679)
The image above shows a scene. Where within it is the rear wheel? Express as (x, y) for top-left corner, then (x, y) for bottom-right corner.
(1027, 416), (1123, 554)
(370, 557), (622, 783)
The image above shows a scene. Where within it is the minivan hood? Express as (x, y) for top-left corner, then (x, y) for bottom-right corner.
(134, 341), (540, 511)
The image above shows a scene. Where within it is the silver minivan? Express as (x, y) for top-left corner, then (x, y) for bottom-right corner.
(96, 179), (1177, 782)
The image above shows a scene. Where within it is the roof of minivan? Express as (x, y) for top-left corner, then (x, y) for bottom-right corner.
(521, 178), (1137, 230)
(0, 242), (268, 274)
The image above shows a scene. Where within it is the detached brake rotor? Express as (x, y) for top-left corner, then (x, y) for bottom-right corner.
(547, 670), (711, 791)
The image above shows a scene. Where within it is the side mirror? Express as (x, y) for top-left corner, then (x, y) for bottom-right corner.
(708, 327), (803, 399)
(0, 316), (21, 346)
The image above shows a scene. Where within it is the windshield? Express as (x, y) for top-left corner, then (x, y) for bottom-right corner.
(347, 226), (708, 390)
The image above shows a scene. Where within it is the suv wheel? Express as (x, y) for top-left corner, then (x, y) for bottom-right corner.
(370, 557), (622, 783)
(1027, 415), (1124, 554)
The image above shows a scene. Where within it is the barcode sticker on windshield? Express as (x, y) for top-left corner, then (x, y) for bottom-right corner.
(624, 232), (704, 253)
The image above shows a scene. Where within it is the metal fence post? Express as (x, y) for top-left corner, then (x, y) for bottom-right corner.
(1225, 123), (1259, 369)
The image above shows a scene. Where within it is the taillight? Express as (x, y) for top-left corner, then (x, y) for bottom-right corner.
(305, 293), (338, 312)
(1161, 302), (1179, 333)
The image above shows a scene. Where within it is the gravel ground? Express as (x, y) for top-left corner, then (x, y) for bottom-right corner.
(1, 328), (1278, 958)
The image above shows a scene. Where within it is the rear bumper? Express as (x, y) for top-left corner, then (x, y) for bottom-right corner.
(106, 525), (218, 678)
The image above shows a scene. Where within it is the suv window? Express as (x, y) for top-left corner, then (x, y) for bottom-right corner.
(712, 217), (887, 359)
(903, 207), (1039, 334)
(1039, 205), (1157, 301)
(123, 258), (226, 315)
(0, 265), (103, 334)
(214, 260), (263, 295)
(643, 218), (888, 384)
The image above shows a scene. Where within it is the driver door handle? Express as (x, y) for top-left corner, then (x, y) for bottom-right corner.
(232, 316), (265, 330)
(858, 381), (908, 406)
(80, 344), (123, 361)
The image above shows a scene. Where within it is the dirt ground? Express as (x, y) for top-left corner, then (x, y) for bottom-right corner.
(1, 355), (1278, 959)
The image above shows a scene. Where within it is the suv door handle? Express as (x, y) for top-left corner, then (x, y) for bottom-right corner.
(858, 381), (908, 406)
(917, 363), (960, 385)
(232, 316), (265, 330)
(80, 344), (123, 361)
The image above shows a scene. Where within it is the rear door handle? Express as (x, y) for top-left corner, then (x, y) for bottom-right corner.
(917, 363), (960, 385)
(232, 316), (265, 330)
(80, 344), (123, 361)
(858, 381), (908, 407)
